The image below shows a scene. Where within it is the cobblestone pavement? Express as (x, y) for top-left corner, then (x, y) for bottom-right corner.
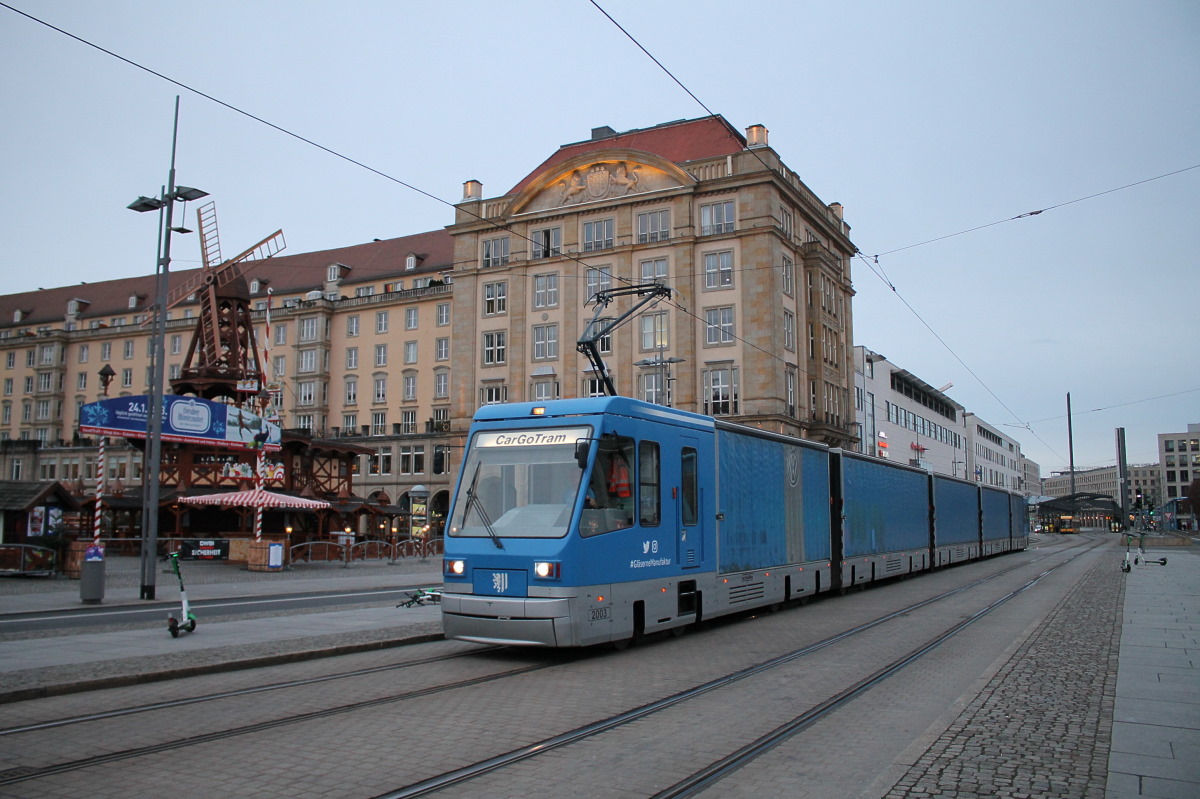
(881, 556), (1124, 799)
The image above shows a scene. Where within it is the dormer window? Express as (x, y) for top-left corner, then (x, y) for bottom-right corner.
(250, 279), (260, 294)
(406, 255), (416, 271)
(127, 294), (143, 309)
(13, 310), (24, 323)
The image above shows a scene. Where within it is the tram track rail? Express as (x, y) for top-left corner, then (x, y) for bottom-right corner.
(0, 536), (1099, 793)
(376, 536), (1104, 799)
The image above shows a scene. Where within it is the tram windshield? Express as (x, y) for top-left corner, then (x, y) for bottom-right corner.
(447, 427), (591, 540)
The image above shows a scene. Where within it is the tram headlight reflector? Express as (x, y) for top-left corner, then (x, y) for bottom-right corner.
(533, 561), (560, 579)
(445, 559), (466, 576)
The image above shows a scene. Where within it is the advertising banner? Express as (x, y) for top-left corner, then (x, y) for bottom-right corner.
(79, 395), (281, 451)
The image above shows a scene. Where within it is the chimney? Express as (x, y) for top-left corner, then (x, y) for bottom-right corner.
(828, 202), (844, 219)
(462, 179), (482, 201)
(746, 124), (768, 148)
(591, 125), (617, 141)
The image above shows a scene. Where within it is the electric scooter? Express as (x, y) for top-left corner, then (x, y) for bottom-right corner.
(167, 551), (198, 637)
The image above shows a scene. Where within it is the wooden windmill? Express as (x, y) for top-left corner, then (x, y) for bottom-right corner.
(168, 201), (285, 401)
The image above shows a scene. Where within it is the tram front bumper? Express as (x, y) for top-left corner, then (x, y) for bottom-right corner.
(441, 594), (574, 647)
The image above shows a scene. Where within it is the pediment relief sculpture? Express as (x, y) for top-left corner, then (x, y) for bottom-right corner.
(513, 153), (693, 215)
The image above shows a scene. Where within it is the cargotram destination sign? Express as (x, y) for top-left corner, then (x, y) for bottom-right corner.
(476, 427), (590, 448)
(79, 395), (282, 451)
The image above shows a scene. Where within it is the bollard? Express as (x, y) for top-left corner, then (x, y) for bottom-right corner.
(79, 544), (106, 604)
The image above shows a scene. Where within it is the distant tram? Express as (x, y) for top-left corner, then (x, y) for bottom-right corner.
(441, 397), (1028, 648)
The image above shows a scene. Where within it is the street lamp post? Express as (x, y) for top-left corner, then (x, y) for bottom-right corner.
(127, 96), (208, 601)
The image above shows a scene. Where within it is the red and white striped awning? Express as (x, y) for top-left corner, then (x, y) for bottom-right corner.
(177, 489), (331, 510)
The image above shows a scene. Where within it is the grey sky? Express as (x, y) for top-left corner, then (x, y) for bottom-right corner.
(2, 0), (1197, 475)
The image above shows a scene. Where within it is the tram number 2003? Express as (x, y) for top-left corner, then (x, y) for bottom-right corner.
(589, 607), (610, 621)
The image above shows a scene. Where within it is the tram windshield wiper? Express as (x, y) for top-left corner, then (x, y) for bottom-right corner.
(463, 462), (503, 549)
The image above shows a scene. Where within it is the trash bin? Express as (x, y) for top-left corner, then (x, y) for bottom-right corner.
(80, 544), (105, 604)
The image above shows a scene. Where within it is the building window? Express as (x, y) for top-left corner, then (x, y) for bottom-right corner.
(778, 207), (794, 239)
(273, 355), (286, 378)
(637, 210), (670, 243)
(121, 368), (133, 388)
(299, 349), (317, 373)
(532, 227), (561, 259)
(434, 371), (449, 398)
(346, 347), (359, 370)
(533, 273), (559, 308)
(345, 378), (358, 405)
(704, 251), (734, 289)
(78, 344), (89, 364)
(297, 381), (316, 406)
(700, 201), (735, 235)
(405, 307), (419, 330)
(376, 311), (389, 334)
(482, 236), (510, 267)
(640, 257), (668, 283)
(583, 218), (614, 252)
(532, 324), (558, 360)
(782, 254), (794, 296)
(403, 374), (417, 402)
(704, 366), (740, 416)
(532, 380), (559, 401)
(585, 267), (612, 301)
(783, 310), (796, 351)
(374, 376), (387, 403)
(482, 332), (506, 365)
(404, 341), (418, 364)
(480, 384), (508, 405)
(705, 307), (735, 345)
(436, 303), (450, 326)
(639, 372), (670, 406)
(483, 281), (507, 315)
(123, 340), (134, 359)
(400, 444), (425, 474)
(371, 411), (387, 436)
(345, 316), (359, 338)
(435, 338), (449, 361)
(299, 317), (319, 342)
(401, 411), (418, 435)
(343, 413), (357, 432)
(585, 378), (607, 397)
(640, 311), (669, 350)
(375, 344), (387, 367)
(355, 285), (375, 298)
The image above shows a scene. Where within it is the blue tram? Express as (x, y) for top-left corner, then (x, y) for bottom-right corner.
(441, 397), (1028, 648)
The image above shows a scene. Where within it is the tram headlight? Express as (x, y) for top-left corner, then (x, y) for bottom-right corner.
(445, 559), (466, 577)
(533, 561), (561, 580)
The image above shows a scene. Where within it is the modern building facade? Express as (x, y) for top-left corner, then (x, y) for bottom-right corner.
(853, 346), (1027, 492)
(1159, 423), (1199, 502)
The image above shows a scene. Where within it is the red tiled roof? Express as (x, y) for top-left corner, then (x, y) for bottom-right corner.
(508, 115), (747, 195)
(0, 229), (453, 330)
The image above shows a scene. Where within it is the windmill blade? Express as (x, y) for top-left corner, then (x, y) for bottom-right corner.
(166, 229), (286, 310)
(197, 201), (222, 269)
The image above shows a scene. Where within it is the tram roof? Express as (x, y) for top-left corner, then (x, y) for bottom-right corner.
(471, 396), (715, 432)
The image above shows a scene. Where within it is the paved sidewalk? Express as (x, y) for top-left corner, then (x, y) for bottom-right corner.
(0, 554), (444, 701)
(1107, 549), (1200, 799)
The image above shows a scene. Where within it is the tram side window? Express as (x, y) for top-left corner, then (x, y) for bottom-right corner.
(582, 435), (636, 536)
(639, 441), (660, 526)
(681, 447), (698, 526)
